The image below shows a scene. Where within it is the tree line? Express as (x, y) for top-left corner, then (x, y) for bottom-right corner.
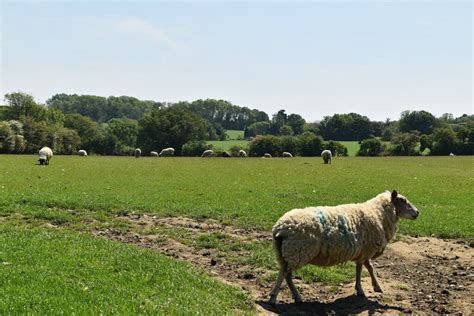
(0, 91), (473, 156)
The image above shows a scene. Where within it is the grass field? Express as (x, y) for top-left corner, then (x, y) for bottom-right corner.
(0, 155), (472, 313)
(226, 130), (245, 140)
(207, 140), (249, 151)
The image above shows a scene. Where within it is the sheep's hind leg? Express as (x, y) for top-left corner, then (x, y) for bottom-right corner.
(364, 260), (383, 293)
(355, 262), (365, 296)
(285, 272), (302, 303)
(269, 265), (288, 304)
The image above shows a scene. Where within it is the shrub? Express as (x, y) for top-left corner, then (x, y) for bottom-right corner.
(357, 138), (383, 156)
(181, 141), (213, 156)
(297, 132), (323, 156)
(248, 135), (280, 157)
(324, 140), (348, 157)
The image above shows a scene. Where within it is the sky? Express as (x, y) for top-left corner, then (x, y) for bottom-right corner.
(0, 0), (472, 122)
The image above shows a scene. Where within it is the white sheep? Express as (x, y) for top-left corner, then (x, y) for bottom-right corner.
(269, 190), (419, 304)
(201, 149), (215, 158)
(449, 152), (455, 157)
(78, 149), (87, 156)
(264, 153), (272, 158)
(238, 150), (247, 157)
(159, 147), (175, 157)
(134, 148), (141, 158)
(38, 147), (53, 165)
(282, 152), (293, 158)
(150, 151), (159, 157)
(321, 149), (332, 164)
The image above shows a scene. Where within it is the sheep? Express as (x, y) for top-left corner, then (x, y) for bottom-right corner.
(238, 150), (247, 158)
(264, 153), (272, 158)
(269, 190), (419, 304)
(134, 148), (141, 158)
(78, 149), (87, 156)
(282, 152), (293, 158)
(321, 149), (332, 164)
(38, 146), (53, 165)
(222, 151), (231, 158)
(159, 147), (175, 157)
(150, 151), (159, 157)
(201, 149), (215, 158)
(449, 152), (455, 157)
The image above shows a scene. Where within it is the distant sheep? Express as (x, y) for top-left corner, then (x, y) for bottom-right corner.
(238, 150), (247, 158)
(222, 151), (231, 158)
(269, 190), (419, 304)
(282, 152), (293, 158)
(321, 149), (332, 164)
(134, 148), (141, 158)
(150, 151), (159, 157)
(449, 152), (455, 157)
(38, 147), (53, 165)
(78, 149), (87, 156)
(264, 153), (272, 158)
(201, 149), (215, 158)
(159, 147), (175, 157)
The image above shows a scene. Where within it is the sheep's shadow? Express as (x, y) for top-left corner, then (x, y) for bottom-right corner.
(257, 295), (409, 315)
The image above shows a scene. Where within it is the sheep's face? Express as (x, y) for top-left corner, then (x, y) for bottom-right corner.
(391, 190), (419, 220)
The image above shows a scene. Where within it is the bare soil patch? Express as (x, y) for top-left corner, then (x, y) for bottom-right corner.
(93, 214), (473, 315)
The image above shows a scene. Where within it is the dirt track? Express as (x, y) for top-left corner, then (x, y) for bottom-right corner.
(93, 214), (473, 315)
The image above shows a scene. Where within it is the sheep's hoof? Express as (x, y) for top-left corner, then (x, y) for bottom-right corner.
(294, 296), (303, 303)
(374, 286), (383, 293)
(356, 290), (366, 297)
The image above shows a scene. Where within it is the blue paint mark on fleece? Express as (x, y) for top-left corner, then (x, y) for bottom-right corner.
(313, 209), (327, 228)
(338, 212), (357, 246)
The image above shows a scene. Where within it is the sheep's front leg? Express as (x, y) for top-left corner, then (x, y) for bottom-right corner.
(285, 272), (302, 303)
(269, 266), (288, 304)
(364, 260), (383, 293)
(355, 262), (365, 296)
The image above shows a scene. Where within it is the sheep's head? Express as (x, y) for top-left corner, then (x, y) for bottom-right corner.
(391, 190), (419, 220)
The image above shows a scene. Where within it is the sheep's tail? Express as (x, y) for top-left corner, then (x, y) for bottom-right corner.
(272, 234), (286, 267)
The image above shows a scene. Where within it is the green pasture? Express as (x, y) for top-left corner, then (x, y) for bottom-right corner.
(0, 155), (472, 313)
(225, 129), (245, 140)
(207, 140), (249, 151)
(339, 141), (360, 156)
(0, 155), (472, 237)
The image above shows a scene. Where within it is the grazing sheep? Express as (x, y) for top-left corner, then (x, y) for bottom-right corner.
(150, 151), (159, 157)
(321, 149), (332, 164)
(449, 152), (455, 157)
(282, 152), (293, 158)
(134, 148), (141, 158)
(201, 149), (215, 158)
(38, 147), (53, 165)
(269, 190), (419, 304)
(159, 147), (175, 157)
(264, 153), (272, 158)
(222, 151), (231, 158)
(78, 149), (87, 156)
(238, 150), (247, 158)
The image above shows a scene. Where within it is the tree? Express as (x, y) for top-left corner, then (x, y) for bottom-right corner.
(357, 138), (384, 156)
(319, 113), (373, 141)
(137, 107), (210, 155)
(181, 140), (213, 156)
(297, 132), (323, 156)
(323, 140), (348, 156)
(398, 110), (438, 134)
(287, 114), (305, 135)
(64, 113), (102, 152)
(4, 92), (46, 120)
(430, 128), (458, 155)
(279, 125), (294, 136)
(248, 135), (280, 157)
(244, 121), (271, 138)
(390, 133), (420, 156)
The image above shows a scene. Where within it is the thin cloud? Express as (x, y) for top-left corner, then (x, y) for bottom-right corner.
(116, 18), (176, 48)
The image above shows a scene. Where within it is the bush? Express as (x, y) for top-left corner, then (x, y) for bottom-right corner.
(357, 138), (383, 156)
(297, 132), (323, 156)
(248, 135), (280, 157)
(390, 133), (420, 156)
(181, 141), (213, 156)
(324, 140), (348, 157)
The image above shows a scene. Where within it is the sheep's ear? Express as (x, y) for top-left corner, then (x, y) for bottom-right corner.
(391, 190), (398, 200)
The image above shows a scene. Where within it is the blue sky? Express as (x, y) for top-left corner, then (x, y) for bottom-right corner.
(1, 1), (472, 121)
